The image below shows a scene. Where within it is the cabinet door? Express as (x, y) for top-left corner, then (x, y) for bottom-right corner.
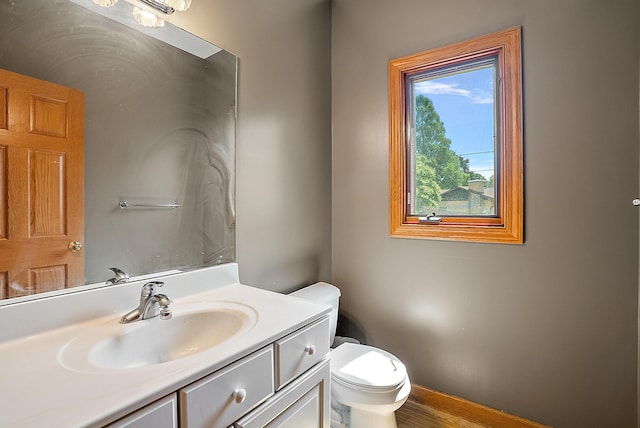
(235, 359), (330, 428)
(107, 393), (177, 428)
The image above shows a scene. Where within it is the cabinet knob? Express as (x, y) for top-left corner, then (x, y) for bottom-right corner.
(232, 388), (247, 404)
(304, 345), (316, 356)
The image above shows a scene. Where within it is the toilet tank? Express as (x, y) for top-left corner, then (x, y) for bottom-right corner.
(289, 282), (341, 345)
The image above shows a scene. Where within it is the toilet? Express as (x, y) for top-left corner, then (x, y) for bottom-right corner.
(289, 282), (411, 428)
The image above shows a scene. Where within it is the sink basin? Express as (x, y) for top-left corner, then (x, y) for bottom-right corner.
(59, 301), (258, 371)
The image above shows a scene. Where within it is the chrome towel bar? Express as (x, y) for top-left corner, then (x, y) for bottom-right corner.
(119, 201), (180, 209)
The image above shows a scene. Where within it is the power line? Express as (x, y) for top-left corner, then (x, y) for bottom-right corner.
(458, 150), (494, 156)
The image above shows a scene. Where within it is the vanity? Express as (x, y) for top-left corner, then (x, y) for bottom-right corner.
(0, 264), (331, 427)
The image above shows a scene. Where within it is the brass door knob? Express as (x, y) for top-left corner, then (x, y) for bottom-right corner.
(68, 241), (83, 252)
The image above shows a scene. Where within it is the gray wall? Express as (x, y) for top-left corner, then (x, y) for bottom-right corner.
(174, 0), (638, 426)
(172, 0), (332, 292)
(332, 0), (639, 427)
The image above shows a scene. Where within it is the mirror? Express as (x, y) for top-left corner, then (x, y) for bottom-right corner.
(0, 0), (236, 303)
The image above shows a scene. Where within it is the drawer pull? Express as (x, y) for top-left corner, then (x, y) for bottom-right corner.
(304, 345), (316, 356)
(232, 388), (247, 404)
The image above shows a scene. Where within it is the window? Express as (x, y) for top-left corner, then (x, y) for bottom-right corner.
(389, 27), (523, 244)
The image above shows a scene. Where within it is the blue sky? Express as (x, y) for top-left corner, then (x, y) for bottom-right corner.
(414, 66), (496, 180)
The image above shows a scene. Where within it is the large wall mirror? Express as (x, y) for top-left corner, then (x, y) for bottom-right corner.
(0, 0), (236, 304)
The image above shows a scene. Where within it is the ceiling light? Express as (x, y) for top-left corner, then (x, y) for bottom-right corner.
(92, 0), (118, 6)
(132, 6), (165, 27)
(161, 0), (191, 12)
(135, 0), (175, 15)
(90, 0), (193, 28)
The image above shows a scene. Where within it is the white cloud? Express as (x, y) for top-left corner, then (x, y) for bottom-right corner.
(416, 81), (493, 105)
(418, 81), (471, 97)
(471, 95), (493, 104)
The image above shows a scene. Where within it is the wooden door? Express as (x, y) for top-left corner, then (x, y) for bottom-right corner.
(0, 68), (84, 299)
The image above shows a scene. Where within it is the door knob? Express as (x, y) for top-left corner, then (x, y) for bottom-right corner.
(68, 241), (83, 252)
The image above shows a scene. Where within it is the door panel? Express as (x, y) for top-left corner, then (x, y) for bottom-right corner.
(0, 87), (6, 130)
(0, 68), (84, 299)
(29, 150), (66, 237)
(30, 95), (69, 138)
(0, 145), (6, 239)
(29, 265), (67, 294)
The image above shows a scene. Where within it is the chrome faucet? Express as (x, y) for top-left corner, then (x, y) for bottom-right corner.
(120, 281), (173, 324)
(106, 267), (130, 285)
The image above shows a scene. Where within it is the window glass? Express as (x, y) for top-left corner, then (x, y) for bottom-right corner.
(408, 57), (497, 217)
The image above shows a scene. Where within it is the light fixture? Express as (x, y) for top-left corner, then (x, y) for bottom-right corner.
(134, 0), (175, 15)
(91, 0), (193, 28)
(91, 0), (118, 6)
(131, 0), (193, 15)
(132, 6), (165, 27)
(161, 0), (191, 12)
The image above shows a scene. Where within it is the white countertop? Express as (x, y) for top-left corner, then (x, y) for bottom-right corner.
(0, 265), (329, 427)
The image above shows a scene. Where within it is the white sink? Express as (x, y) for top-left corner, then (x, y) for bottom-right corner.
(59, 301), (258, 371)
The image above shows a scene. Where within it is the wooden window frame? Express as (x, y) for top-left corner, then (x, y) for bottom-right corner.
(389, 27), (523, 244)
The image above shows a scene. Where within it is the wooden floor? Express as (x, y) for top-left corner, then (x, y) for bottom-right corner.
(394, 385), (549, 428)
(396, 399), (487, 428)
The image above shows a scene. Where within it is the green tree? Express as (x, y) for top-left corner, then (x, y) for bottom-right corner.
(486, 174), (495, 189)
(415, 154), (441, 211)
(459, 156), (486, 182)
(414, 95), (467, 192)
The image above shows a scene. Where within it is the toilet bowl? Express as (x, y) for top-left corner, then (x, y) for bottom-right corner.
(330, 342), (411, 428)
(289, 283), (411, 428)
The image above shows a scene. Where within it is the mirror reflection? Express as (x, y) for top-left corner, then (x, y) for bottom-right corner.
(0, 0), (237, 302)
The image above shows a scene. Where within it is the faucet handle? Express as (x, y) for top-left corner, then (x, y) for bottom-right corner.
(141, 281), (164, 297)
(106, 267), (129, 284)
(156, 294), (173, 320)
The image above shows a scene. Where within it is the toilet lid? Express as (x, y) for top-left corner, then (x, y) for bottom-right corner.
(330, 343), (407, 390)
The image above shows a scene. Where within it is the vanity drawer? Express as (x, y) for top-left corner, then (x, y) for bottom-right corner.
(107, 393), (177, 428)
(179, 346), (275, 428)
(274, 316), (330, 390)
